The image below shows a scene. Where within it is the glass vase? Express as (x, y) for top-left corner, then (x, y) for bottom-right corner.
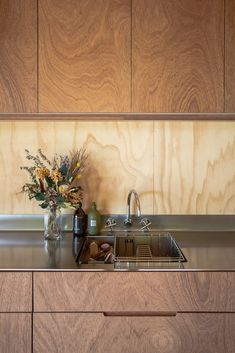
(44, 206), (62, 240)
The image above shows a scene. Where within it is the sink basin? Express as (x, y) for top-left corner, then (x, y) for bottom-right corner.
(76, 232), (187, 268)
(77, 235), (115, 264)
(115, 232), (186, 264)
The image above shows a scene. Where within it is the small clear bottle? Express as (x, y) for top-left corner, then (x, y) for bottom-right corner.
(87, 202), (101, 235)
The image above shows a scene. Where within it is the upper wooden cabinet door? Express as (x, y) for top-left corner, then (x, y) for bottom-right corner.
(0, 0), (37, 113)
(225, 0), (235, 112)
(39, 0), (131, 112)
(132, 0), (224, 113)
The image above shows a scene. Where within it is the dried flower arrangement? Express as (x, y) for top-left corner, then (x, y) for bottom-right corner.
(20, 148), (87, 210)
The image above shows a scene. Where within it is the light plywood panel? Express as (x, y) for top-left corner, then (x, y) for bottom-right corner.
(34, 313), (235, 353)
(0, 0), (37, 112)
(39, 0), (131, 112)
(154, 121), (235, 214)
(225, 0), (235, 112)
(133, 0), (224, 112)
(0, 121), (153, 214)
(1, 121), (235, 215)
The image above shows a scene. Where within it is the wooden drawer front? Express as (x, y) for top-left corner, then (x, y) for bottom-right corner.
(34, 272), (235, 312)
(0, 272), (32, 312)
(0, 313), (31, 353)
(34, 313), (235, 353)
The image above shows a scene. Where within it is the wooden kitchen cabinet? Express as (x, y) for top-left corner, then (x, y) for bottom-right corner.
(0, 314), (31, 353)
(0, 272), (32, 312)
(33, 271), (235, 352)
(38, 0), (226, 115)
(132, 0), (224, 113)
(0, 0), (37, 113)
(39, 0), (131, 113)
(34, 312), (235, 353)
(0, 0), (233, 116)
(33, 271), (235, 312)
(0, 273), (32, 353)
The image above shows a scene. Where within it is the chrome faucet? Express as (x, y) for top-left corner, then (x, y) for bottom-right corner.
(124, 189), (141, 226)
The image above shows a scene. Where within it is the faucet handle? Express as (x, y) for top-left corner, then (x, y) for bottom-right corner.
(124, 218), (132, 226)
(105, 218), (117, 231)
(140, 218), (151, 232)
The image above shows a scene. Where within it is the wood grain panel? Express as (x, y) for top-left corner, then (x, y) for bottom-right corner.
(154, 121), (235, 214)
(133, 0), (224, 112)
(0, 121), (153, 214)
(0, 0), (37, 112)
(34, 272), (235, 312)
(226, 0), (235, 112)
(39, 0), (131, 112)
(0, 314), (31, 353)
(0, 272), (32, 312)
(2, 121), (235, 214)
(34, 313), (235, 353)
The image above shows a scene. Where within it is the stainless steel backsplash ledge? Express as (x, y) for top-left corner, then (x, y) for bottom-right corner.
(1, 214), (235, 232)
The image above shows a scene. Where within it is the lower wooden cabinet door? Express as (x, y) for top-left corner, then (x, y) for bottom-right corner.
(34, 312), (235, 353)
(0, 313), (31, 353)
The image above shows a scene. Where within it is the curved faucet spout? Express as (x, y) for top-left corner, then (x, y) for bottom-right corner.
(124, 189), (141, 226)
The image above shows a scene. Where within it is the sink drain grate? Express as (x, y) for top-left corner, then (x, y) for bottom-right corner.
(136, 244), (152, 259)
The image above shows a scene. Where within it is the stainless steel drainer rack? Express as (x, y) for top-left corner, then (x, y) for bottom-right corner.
(115, 232), (187, 263)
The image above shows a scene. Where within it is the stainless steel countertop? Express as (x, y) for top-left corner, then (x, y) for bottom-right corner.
(0, 230), (235, 271)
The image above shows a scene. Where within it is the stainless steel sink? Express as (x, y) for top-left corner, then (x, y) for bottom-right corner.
(77, 232), (186, 268)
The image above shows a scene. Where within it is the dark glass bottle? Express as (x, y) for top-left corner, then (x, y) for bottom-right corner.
(73, 202), (87, 237)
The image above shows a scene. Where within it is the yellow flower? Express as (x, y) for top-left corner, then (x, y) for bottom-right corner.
(76, 162), (80, 168)
(51, 169), (62, 182)
(59, 184), (69, 193)
(36, 167), (50, 180)
(77, 174), (81, 180)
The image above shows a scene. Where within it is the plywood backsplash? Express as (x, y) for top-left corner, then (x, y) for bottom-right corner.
(0, 121), (235, 215)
